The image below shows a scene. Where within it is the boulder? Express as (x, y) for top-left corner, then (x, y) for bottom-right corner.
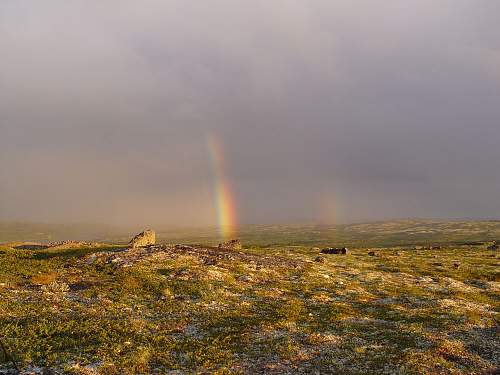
(218, 239), (242, 250)
(129, 229), (156, 248)
(320, 247), (348, 255)
(368, 251), (376, 256)
(487, 241), (498, 251)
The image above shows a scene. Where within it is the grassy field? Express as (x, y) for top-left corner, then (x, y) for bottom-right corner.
(0, 221), (499, 374)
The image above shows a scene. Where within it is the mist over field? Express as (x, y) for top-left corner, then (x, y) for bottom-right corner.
(1, 0), (500, 227)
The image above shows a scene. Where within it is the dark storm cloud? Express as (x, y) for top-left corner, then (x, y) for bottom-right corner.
(1, 0), (499, 226)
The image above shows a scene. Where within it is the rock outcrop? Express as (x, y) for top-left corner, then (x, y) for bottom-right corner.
(129, 229), (156, 248)
(218, 239), (242, 250)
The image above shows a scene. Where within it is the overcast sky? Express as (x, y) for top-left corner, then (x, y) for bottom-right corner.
(1, 0), (499, 227)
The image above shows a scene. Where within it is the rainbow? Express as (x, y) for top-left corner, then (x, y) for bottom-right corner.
(207, 134), (237, 239)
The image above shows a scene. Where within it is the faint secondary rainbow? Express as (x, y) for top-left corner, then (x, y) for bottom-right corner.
(207, 134), (237, 239)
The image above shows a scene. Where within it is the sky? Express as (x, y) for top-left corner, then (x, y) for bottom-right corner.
(1, 0), (499, 228)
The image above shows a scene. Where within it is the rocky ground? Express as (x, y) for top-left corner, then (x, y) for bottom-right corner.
(0, 241), (498, 374)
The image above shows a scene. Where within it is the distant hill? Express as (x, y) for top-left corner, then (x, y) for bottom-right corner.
(1, 219), (500, 247)
(0, 222), (130, 244)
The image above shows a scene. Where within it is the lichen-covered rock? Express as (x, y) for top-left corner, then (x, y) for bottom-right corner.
(218, 239), (242, 250)
(129, 229), (156, 248)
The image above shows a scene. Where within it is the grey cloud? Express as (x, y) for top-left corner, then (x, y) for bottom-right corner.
(1, 0), (499, 226)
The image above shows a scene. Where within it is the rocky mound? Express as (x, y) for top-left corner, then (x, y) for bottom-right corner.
(83, 243), (303, 270)
(6, 241), (103, 250)
(10, 242), (50, 250)
(46, 241), (103, 250)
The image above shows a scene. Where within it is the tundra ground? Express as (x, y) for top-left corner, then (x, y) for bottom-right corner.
(0, 239), (498, 374)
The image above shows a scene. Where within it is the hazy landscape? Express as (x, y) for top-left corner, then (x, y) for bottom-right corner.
(2, 219), (500, 248)
(2, 0), (500, 373)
